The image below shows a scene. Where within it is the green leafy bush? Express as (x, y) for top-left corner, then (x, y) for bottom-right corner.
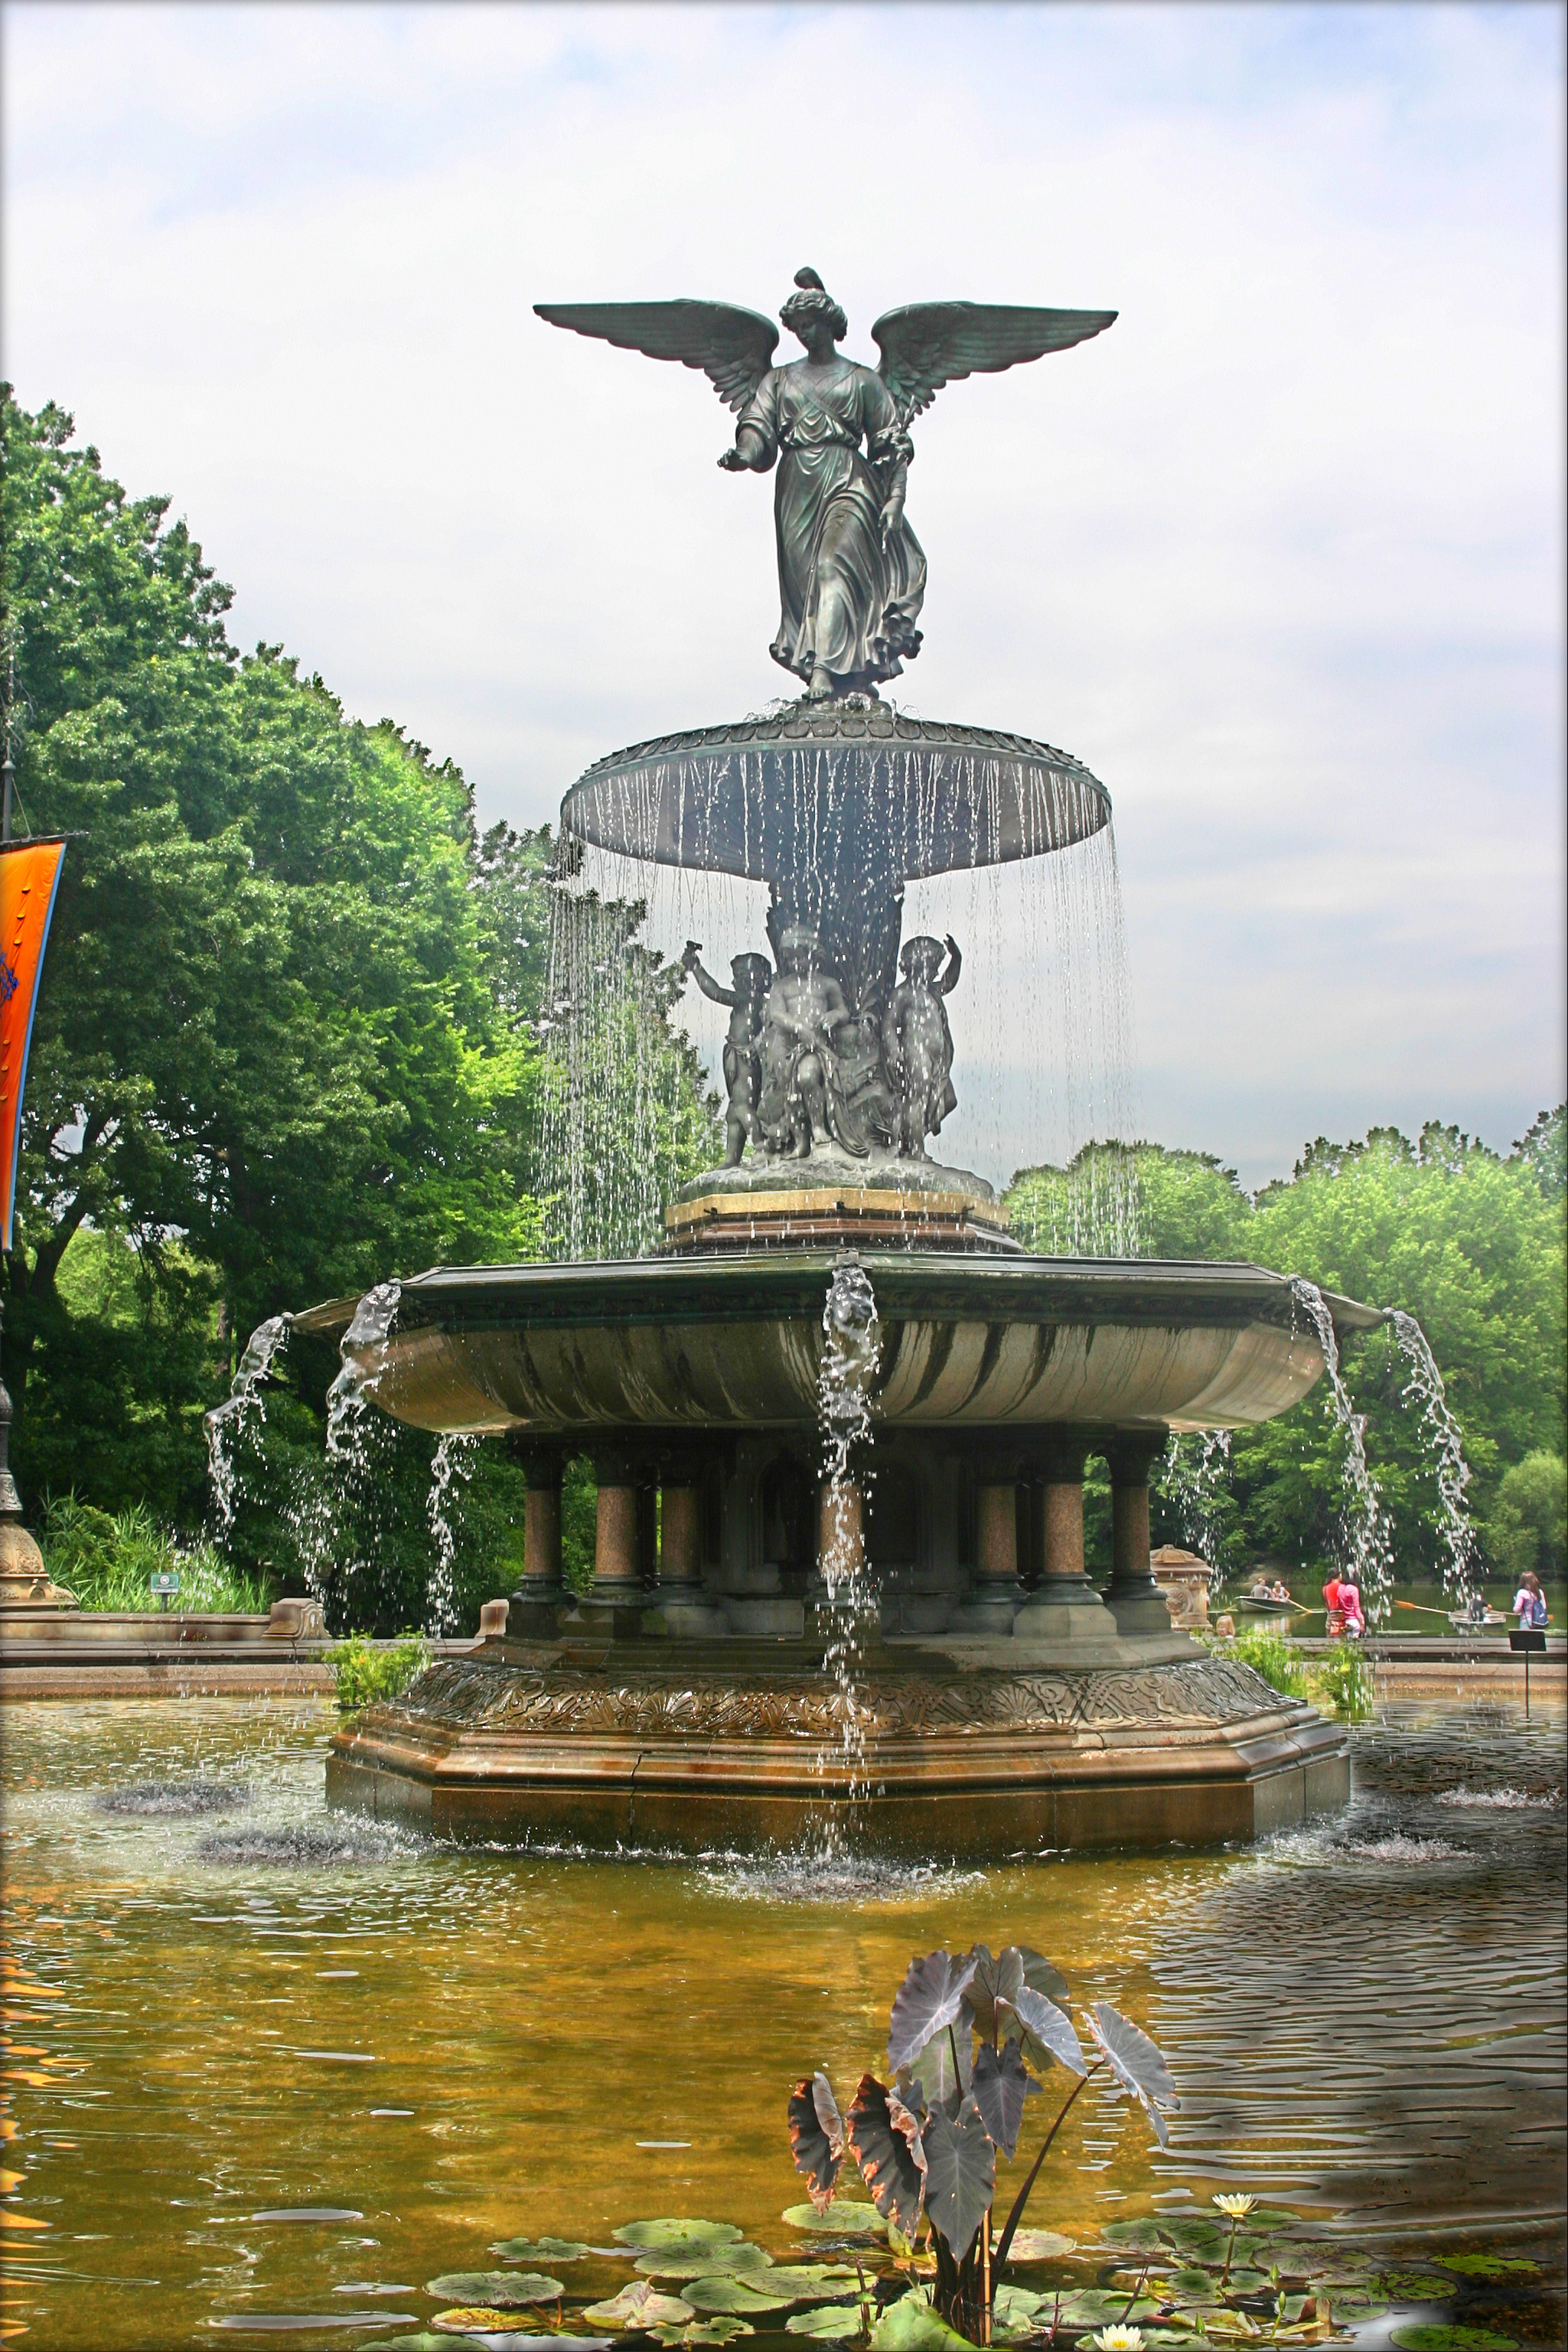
(328, 1633), (429, 1711)
(40, 1492), (272, 1613)
(1308, 1644), (1377, 1721)
(1223, 1626), (1309, 1699)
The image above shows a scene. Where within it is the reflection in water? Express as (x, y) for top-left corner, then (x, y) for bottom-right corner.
(1, 1693), (1562, 2350)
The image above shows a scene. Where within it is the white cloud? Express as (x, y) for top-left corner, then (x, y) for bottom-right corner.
(3, 0), (1562, 1185)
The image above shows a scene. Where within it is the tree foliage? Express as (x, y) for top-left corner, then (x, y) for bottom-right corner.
(3, 388), (714, 1622)
(1009, 1121), (1567, 1582)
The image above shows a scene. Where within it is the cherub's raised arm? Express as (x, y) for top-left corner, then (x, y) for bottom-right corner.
(940, 936), (963, 995)
(680, 941), (735, 1006)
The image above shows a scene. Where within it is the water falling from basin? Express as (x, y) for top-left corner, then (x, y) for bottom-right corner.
(814, 1258), (879, 1846)
(205, 1314), (291, 1546)
(285, 1283), (402, 1623)
(1289, 1277), (1396, 1623)
(425, 1434), (479, 1636)
(1390, 1310), (1479, 1600)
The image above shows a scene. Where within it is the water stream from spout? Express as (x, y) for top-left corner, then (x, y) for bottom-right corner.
(814, 1259), (879, 1849)
(205, 1315), (290, 1547)
(285, 1283), (402, 1625)
(425, 1434), (479, 1636)
(1289, 1278), (1396, 1625)
(1390, 1310), (1478, 1600)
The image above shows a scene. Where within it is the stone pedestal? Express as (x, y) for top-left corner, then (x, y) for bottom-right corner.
(1104, 1433), (1175, 1634)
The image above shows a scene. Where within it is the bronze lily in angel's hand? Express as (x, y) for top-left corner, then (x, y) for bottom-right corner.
(536, 267), (1115, 703)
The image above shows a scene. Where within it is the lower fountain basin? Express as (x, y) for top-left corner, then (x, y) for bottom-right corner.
(325, 1636), (1351, 1855)
(295, 1251), (1384, 1438)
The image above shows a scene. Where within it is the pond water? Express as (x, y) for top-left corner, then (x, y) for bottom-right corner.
(2, 1691), (1563, 2350)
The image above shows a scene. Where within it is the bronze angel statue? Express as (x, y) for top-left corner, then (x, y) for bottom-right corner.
(536, 268), (1115, 703)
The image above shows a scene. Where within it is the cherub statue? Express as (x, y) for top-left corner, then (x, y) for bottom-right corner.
(757, 922), (869, 1160)
(536, 270), (1115, 702)
(680, 941), (772, 1168)
(882, 934), (963, 1158)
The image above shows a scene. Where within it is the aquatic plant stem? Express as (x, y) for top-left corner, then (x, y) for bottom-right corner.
(1117, 2260), (1149, 2323)
(992, 2061), (1102, 2276)
(1220, 2212), (1240, 2287)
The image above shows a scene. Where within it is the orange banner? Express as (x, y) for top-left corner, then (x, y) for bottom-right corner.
(1, 839), (67, 1254)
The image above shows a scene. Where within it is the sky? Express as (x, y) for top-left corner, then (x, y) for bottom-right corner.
(3, 1), (1563, 1189)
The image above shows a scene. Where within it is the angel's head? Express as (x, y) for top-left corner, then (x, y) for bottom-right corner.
(781, 266), (847, 351)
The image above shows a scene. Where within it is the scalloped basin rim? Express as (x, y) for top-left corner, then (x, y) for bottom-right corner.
(287, 1257), (1386, 1440)
(290, 1255), (1386, 1341)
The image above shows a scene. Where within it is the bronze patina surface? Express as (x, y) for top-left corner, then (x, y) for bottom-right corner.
(327, 1636), (1349, 1855)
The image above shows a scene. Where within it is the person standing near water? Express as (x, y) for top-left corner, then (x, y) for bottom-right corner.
(1512, 1571), (1550, 1629)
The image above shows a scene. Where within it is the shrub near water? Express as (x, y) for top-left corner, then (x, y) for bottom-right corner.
(328, 1634), (429, 1711)
(40, 1493), (272, 1613)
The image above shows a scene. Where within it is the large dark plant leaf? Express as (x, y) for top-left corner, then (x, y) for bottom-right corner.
(846, 2073), (927, 2242)
(919, 2096), (996, 2262)
(996, 1984), (1086, 2078)
(887, 1950), (980, 2074)
(901, 2021), (971, 2115)
(788, 2072), (845, 2214)
(967, 1946), (1070, 2040)
(969, 2040), (1041, 2159)
(1086, 2002), (1178, 2146)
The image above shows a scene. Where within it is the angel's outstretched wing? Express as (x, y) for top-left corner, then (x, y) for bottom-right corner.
(533, 300), (779, 414)
(871, 302), (1117, 421)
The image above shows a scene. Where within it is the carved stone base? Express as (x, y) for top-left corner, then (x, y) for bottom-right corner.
(0, 1519), (75, 1610)
(326, 1641), (1350, 1856)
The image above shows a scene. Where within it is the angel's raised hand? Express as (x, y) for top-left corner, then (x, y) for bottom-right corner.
(717, 447), (749, 471)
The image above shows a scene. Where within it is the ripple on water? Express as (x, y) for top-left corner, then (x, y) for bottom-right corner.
(696, 1851), (986, 1904)
(95, 1777), (252, 1815)
(196, 1824), (399, 1867)
(1436, 1783), (1563, 1809)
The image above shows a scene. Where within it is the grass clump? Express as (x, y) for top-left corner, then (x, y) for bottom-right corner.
(40, 1493), (273, 1613)
(328, 1633), (429, 1712)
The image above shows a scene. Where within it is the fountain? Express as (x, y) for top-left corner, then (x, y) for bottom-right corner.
(318, 267), (1381, 1853)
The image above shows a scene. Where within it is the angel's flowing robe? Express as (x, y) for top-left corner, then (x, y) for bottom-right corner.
(738, 359), (927, 689)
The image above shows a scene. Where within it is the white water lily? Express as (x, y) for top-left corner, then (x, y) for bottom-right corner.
(1086, 2329), (1146, 2352)
(1213, 2192), (1257, 2217)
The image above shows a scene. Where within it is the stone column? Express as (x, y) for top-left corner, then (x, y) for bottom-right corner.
(1012, 1430), (1117, 1648)
(1104, 1430), (1175, 1636)
(647, 1475), (728, 1637)
(593, 1479), (642, 1600)
(507, 1441), (564, 1633)
(960, 1463), (1022, 1632)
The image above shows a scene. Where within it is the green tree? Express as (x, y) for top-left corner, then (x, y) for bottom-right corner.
(1487, 1451), (1566, 1582)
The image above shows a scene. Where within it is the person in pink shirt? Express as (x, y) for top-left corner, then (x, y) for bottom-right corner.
(1335, 1574), (1365, 1638)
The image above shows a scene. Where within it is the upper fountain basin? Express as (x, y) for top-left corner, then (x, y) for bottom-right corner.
(559, 708), (1110, 880)
(293, 1254), (1386, 1440)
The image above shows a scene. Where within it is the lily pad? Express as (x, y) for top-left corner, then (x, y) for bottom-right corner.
(1099, 2220), (1172, 2253)
(652, 2322), (757, 2347)
(1053, 2290), (1166, 2324)
(784, 2202), (887, 2239)
(585, 2282), (698, 2329)
(491, 2236), (593, 2262)
(616, 2220), (745, 2250)
(1378, 2272), (1455, 2301)
(868, 2295), (970, 2351)
(787, 2309), (866, 2341)
(1433, 2255), (1537, 2279)
(768, 2266), (865, 2305)
(360, 2338), (463, 2352)
(999, 2228), (1074, 2262)
(636, 2246), (774, 2281)
(1388, 2330), (1519, 2352)
(426, 2273), (563, 2306)
(683, 2275), (797, 2316)
(432, 2311), (521, 2334)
